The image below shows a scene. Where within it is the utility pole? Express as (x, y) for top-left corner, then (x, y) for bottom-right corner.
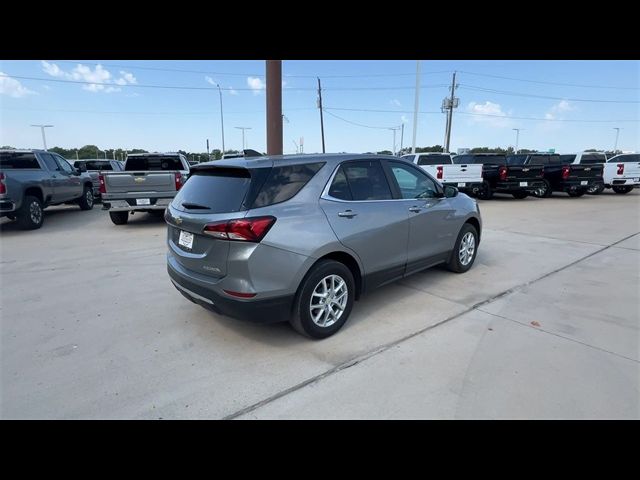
(216, 84), (226, 154)
(75, 150), (79, 161)
(317, 78), (326, 153)
(31, 124), (53, 150)
(112, 149), (116, 161)
(235, 127), (251, 151)
(266, 60), (283, 155)
(206, 139), (210, 159)
(400, 123), (405, 154)
(411, 61), (421, 154)
(613, 127), (621, 153)
(512, 128), (522, 153)
(300, 137), (304, 154)
(292, 139), (299, 154)
(443, 72), (459, 153)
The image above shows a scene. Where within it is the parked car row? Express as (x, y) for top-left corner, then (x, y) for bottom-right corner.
(401, 151), (639, 200)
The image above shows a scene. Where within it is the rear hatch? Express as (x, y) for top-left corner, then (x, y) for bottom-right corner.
(505, 165), (544, 181)
(166, 166), (270, 279)
(441, 164), (482, 183)
(611, 158), (640, 179)
(103, 171), (177, 194)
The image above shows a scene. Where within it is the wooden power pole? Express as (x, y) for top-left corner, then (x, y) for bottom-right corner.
(266, 60), (283, 155)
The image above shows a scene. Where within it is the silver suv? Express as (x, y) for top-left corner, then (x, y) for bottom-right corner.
(165, 154), (482, 338)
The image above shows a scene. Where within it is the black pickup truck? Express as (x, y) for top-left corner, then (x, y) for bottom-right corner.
(452, 153), (544, 199)
(506, 153), (604, 197)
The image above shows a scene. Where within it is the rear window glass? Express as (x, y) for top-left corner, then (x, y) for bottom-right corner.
(506, 155), (528, 165)
(560, 154), (576, 164)
(125, 156), (184, 171)
(417, 154), (451, 165)
(77, 161), (113, 171)
(0, 152), (40, 169)
(172, 169), (252, 213)
(252, 162), (324, 208)
(528, 156), (549, 165)
(580, 154), (606, 164)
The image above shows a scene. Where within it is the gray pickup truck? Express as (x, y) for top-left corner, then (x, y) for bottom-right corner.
(71, 159), (124, 200)
(100, 152), (190, 225)
(0, 149), (95, 229)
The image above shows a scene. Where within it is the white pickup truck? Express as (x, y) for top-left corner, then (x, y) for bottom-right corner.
(401, 152), (483, 195)
(100, 152), (190, 225)
(603, 154), (640, 194)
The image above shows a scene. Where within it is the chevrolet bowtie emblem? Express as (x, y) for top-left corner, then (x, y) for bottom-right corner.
(175, 217), (183, 225)
(134, 177), (145, 183)
(522, 168), (529, 172)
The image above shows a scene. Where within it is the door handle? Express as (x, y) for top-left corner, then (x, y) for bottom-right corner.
(338, 210), (357, 218)
(409, 206), (422, 213)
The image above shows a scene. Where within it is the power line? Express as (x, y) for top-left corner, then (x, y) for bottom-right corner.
(459, 84), (640, 103)
(0, 74), (449, 91)
(322, 109), (398, 130)
(323, 107), (639, 123)
(50, 60), (452, 78)
(458, 70), (640, 90)
(1, 106), (316, 115)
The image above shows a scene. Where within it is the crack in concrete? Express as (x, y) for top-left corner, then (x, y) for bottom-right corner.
(223, 230), (640, 420)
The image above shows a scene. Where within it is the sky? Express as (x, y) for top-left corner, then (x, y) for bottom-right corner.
(0, 60), (638, 155)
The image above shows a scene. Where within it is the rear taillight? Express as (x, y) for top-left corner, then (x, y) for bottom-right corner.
(98, 174), (106, 194)
(561, 166), (570, 180)
(436, 166), (443, 180)
(498, 166), (508, 181)
(617, 163), (624, 175)
(0, 172), (6, 194)
(540, 167), (545, 177)
(175, 172), (183, 191)
(203, 216), (276, 242)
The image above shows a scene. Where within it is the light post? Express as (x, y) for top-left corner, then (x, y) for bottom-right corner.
(235, 126), (252, 151)
(613, 127), (622, 153)
(388, 126), (401, 156)
(512, 128), (522, 153)
(216, 84), (226, 154)
(30, 124), (53, 150)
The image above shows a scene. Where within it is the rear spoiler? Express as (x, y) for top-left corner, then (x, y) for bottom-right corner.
(243, 149), (263, 158)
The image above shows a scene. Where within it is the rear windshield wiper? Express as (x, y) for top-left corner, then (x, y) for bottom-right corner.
(180, 202), (210, 210)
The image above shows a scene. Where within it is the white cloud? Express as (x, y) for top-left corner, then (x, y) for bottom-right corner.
(467, 101), (513, 128)
(42, 85), (51, 90)
(229, 86), (238, 95)
(247, 76), (265, 95)
(0, 72), (37, 98)
(41, 61), (65, 77)
(40, 61), (135, 94)
(205, 76), (217, 86)
(401, 115), (409, 123)
(544, 99), (574, 120)
(391, 99), (402, 107)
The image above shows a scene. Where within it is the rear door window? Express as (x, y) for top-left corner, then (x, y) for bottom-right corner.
(328, 166), (353, 201)
(125, 156), (184, 171)
(0, 151), (40, 169)
(252, 162), (324, 208)
(341, 160), (393, 201)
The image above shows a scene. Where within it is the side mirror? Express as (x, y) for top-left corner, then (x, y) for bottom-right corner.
(444, 185), (458, 198)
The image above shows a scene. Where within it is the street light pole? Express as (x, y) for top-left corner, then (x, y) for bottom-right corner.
(30, 124), (53, 150)
(216, 84), (226, 155)
(613, 127), (621, 153)
(388, 127), (400, 156)
(512, 128), (522, 153)
(235, 127), (251, 151)
(411, 60), (421, 154)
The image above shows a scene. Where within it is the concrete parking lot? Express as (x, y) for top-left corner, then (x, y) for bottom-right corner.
(1, 190), (638, 419)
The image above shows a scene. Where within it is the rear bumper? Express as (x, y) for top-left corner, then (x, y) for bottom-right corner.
(0, 198), (17, 214)
(555, 179), (601, 191)
(167, 256), (293, 324)
(495, 180), (545, 192)
(443, 181), (483, 193)
(607, 178), (640, 187)
(102, 197), (173, 212)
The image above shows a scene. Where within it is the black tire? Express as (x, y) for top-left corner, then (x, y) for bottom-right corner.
(446, 223), (479, 273)
(533, 179), (552, 198)
(476, 180), (493, 200)
(109, 211), (129, 225)
(567, 189), (586, 197)
(17, 195), (44, 230)
(512, 191), (528, 199)
(290, 259), (355, 339)
(77, 186), (94, 210)
(587, 183), (605, 195)
(612, 186), (633, 194)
